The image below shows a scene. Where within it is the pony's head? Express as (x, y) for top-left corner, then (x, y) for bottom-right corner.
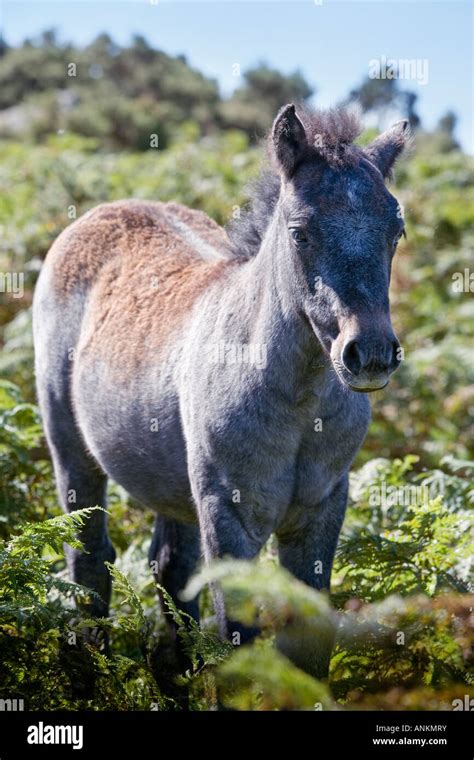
(270, 104), (408, 392)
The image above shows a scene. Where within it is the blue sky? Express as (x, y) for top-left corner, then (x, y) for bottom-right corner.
(2, 0), (473, 151)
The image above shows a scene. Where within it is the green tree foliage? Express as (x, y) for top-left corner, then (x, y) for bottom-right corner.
(0, 506), (165, 709)
(366, 145), (474, 465)
(0, 31), (219, 147)
(0, 34), (313, 148)
(219, 63), (313, 138)
(348, 73), (421, 129)
(0, 380), (56, 537)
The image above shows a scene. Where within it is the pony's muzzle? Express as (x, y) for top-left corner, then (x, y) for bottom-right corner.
(339, 332), (401, 392)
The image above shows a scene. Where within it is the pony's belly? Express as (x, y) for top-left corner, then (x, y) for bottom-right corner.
(88, 431), (194, 518)
(73, 376), (194, 518)
(94, 440), (194, 519)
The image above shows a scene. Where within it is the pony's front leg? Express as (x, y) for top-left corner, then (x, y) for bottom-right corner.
(190, 482), (262, 643)
(275, 476), (349, 679)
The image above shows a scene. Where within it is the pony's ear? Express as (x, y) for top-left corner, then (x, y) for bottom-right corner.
(365, 120), (409, 178)
(272, 104), (307, 178)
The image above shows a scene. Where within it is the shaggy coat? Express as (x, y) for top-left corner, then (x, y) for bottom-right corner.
(33, 105), (408, 676)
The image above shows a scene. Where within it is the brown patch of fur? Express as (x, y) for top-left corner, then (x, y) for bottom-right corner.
(48, 200), (236, 369)
(165, 202), (230, 252)
(51, 200), (230, 295)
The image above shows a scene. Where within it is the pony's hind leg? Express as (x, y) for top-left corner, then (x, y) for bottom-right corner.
(38, 380), (115, 619)
(34, 273), (115, 619)
(149, 516), (201, 631)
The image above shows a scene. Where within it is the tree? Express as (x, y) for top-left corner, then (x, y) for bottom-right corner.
(0, 35), (9, 58)
(347, 74), (421, 130)
(220, 63), (314, 139)
(435, 110), (459, 152)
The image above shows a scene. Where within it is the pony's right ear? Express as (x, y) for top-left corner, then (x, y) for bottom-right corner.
(365, 120), (410, 179)
(272, 104), (307, 178)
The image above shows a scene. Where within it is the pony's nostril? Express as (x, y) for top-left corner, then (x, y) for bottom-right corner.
(342, 339), (362, 375)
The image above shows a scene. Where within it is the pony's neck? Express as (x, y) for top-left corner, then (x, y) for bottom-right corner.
(241, 205), (328, 393)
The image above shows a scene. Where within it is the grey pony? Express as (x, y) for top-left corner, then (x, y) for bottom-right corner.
(33, 105), (408, 677)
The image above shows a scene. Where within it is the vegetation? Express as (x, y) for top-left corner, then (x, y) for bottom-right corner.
(0, 33), (472, 710)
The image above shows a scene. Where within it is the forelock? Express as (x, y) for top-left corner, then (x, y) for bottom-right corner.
(298, 106), (363, 169)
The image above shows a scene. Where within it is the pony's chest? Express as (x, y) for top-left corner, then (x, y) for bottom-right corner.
(206, 382), (369, 494)
(291, 391), (371, 506)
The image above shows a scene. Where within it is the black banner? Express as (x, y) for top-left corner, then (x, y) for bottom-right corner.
(0, 710), (472, 758)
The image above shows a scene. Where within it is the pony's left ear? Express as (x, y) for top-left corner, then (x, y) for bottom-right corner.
(365, 120), (410, 178)
(272, 104), (308, 178)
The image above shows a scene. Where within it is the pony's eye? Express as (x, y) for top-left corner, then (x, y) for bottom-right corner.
(290, 228), (308, 245)
(393, 228), (406, 250)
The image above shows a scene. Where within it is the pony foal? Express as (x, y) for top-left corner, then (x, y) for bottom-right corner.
(33, 105), (408, 677)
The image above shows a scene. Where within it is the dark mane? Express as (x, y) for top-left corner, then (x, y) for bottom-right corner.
(226, 167), (281, 261)
(227, 107), (363, 260)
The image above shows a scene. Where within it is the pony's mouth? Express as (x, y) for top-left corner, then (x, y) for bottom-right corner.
(332, 359), (391, 394)
(348, 380), (389, 393)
